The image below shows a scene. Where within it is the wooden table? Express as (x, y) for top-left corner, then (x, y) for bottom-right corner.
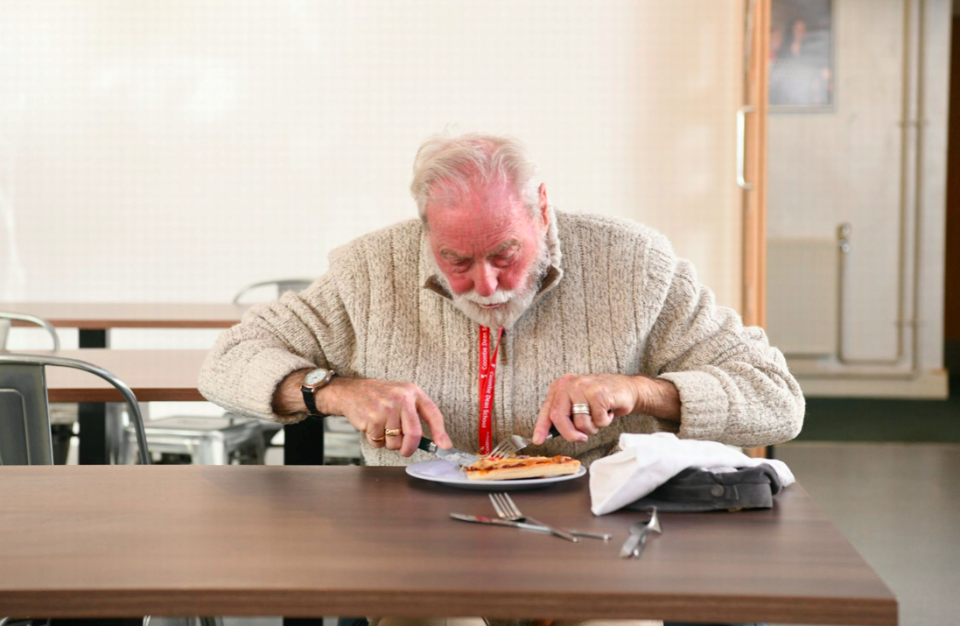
(43, 349), (208, 403)
(0, 466), (897, 625)
(1, 302), (247, 329)
(1, 302), (324, 467)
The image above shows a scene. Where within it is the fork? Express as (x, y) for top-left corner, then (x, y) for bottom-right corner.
(489, 492), (579, 543)
(487, 425), (561, 459)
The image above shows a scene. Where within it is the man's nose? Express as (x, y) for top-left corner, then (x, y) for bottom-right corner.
(473, 262), (498, 297)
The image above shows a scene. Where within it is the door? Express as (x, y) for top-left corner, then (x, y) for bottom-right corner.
(743, 0), (771, 458)
(742, 0), (770, 330)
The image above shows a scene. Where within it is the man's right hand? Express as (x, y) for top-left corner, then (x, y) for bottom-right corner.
(273, 370), (452, 457)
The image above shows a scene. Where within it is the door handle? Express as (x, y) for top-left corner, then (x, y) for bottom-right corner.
(737, 105), (754, 190)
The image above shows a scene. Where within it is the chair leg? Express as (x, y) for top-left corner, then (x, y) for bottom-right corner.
(195, 441), (227, 465)
(198, 618), (223, 626)
(119, 430), (131, 465)
(105, 403), (127, 464)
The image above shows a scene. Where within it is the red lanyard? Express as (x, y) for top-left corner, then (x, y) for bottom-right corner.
(478, 325), (504, 455)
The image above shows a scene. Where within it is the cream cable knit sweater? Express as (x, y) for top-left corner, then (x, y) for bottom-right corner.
(199, 210), (804, 466)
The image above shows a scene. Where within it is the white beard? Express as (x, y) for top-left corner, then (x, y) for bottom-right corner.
(428, 236), (551, 330)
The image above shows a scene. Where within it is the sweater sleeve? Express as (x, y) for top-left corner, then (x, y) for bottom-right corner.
(198, 271), (356, 423)
(640, 236), (805, 447)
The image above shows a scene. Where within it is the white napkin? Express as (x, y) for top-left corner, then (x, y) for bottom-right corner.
(589, 432), (795, 515)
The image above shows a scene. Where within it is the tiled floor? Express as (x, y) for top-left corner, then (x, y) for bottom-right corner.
(774, 442), (960, 626)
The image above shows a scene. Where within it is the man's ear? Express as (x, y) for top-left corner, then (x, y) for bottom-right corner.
(538, 183), (549, 227)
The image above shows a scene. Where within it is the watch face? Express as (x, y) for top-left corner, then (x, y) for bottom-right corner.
(304, 368), (328, 386)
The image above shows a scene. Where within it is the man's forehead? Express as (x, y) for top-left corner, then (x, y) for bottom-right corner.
(424, 176), (535, 251)
(427, 201), (534, 257)
(427, 198), (530, 233)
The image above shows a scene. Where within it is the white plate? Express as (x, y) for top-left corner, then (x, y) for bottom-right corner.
(405, 458), (587, 491)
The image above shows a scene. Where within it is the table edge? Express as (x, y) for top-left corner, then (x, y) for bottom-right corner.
(0, 589), (898, 625)
(47, 388), (205, 402)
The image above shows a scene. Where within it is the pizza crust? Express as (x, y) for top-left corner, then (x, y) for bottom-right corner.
(462, 455), (581, 481)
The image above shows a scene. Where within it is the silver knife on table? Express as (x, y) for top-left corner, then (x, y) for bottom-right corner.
(418, 437), (480, 466)
(451, 513), (612, 541)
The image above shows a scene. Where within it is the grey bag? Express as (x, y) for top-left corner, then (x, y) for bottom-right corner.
(626, 465), (784, 513)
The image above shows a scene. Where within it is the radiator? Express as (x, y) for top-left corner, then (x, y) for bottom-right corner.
(766, 238), (838, 356)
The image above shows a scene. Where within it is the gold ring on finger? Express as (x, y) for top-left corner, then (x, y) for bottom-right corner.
(369, 434), (386, 443)
(385, 428), (402, 437)
(572, 403), (591, 415)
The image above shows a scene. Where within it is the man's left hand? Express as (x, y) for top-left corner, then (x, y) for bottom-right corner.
(533, 373), (681, 444)
(532, 373), (641, 444)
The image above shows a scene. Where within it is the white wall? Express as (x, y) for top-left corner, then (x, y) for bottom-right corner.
(767, 0), (950, 396)
(0, 0), (746, 387)
(0, 0), (744, 306)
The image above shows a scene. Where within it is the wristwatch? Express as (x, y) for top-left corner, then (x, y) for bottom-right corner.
(301, 367), (336, 418)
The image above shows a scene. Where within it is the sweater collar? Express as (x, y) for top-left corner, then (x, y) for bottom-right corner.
(419, 206), (564, 305)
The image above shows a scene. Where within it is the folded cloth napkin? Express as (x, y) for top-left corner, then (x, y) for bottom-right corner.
(589, 432), (795, 515)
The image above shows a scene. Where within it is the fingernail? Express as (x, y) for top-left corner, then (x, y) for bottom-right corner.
(578, 435), (589, 443)
(441, 434), (452, 448)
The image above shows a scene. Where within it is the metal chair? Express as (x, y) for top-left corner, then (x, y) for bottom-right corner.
(231, 278), (314, 304)
(0, 315), (78, 464)
(0, 311), (60, 352)
(121, 414), (266, 465)
(0, 353), (149, 466)
(323, 415), (363, 464)
(143, 618), (222, 626)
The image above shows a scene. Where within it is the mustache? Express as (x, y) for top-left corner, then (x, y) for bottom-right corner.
(459, 289), (517, 305)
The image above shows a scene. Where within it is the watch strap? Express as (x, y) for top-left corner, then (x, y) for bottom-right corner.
(301, 385), (323, 417)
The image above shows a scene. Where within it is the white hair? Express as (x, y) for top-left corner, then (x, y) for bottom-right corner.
(410, 133), (540, 226)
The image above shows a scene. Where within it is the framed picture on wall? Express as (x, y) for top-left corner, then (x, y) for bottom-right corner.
(769, 0), (835, 111)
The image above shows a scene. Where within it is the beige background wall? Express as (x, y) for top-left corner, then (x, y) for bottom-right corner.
(0, 1), (746, 417)
(766, 0), (949, 395)
(0, 1), (743, 320)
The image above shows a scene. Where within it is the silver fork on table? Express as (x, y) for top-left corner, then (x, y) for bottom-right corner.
(489, 492), (579, 543)
(619, 507), (662, 559)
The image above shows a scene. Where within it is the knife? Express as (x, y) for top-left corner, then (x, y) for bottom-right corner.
(450, 513), (612, 541)
(619, 507), (662, 558)
(418, 437), (480, 466)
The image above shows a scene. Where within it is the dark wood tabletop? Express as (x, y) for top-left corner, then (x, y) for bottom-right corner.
(1, 302), (248, 329)
(0, 465), (896, 624)
(35, 349), (208, 402)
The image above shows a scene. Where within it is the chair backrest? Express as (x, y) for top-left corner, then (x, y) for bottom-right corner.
(0, 354), (151, 465)
(0, 361), (54, 465)
(0, 312), (61, 352)
(232, 279), (313, 304)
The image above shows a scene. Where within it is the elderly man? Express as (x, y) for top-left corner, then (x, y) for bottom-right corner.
(200, 132), (803, 466)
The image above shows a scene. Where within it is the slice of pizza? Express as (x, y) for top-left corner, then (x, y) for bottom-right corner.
(462, 455), (581, 481)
